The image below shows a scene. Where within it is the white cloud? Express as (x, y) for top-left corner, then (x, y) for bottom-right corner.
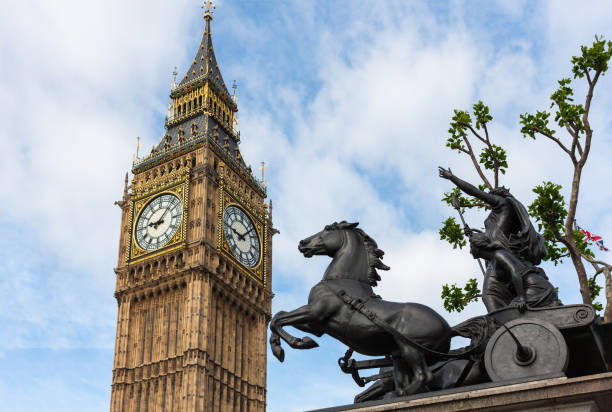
(2, 1), (612, 411)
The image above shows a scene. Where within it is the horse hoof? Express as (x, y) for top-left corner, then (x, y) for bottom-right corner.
(272, 346), (285, 362)
(298, 336), (319, 349)
(394, 389), (406, 397)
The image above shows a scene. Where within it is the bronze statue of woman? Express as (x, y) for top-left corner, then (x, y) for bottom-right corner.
(438, 167), (558, 311)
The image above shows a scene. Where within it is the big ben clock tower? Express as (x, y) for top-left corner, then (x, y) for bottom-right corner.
(110, 3), (273, 411)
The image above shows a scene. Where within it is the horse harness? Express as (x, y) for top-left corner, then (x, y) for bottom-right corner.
(326, 285), (484, 360)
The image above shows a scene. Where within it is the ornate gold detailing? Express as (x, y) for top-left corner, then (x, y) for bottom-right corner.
(127, 168), (190, 264)
(203, 0), (214, 21)
(217, 176), (268, 286)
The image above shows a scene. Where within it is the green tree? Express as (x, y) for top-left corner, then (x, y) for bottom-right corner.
(440, 37), (612, 321)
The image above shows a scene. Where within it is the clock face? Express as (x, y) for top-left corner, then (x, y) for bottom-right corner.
(223, 205), (261, 267)
(135, 193), (183, 251)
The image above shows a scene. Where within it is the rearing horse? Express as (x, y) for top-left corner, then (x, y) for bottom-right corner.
(269, 221), (455, 395)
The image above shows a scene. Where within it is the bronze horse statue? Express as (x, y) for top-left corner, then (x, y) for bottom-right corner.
(269, 221), (489, 396)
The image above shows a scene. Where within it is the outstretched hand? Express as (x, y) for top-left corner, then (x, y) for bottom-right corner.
(438, 166), (453, 180)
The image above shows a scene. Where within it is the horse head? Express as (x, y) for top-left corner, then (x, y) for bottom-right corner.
(298, 221), (358, 258)
(298, 221), (390, 286)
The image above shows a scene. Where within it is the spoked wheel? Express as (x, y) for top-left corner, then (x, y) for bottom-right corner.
(484, 318), (568, 382)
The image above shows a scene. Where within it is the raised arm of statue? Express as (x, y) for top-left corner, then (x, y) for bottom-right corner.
(438, 167), (499, 206)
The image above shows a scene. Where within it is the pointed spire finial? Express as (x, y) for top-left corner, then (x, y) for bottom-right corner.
(232, 80), (238, 102)
(135, 136), (142, 159)
(115, 172), (131, 208)
(123, 172), (129, 200)
(203, 0), (214, 21)
(260, 161), (266, 185)
(171, 66), (178, 89)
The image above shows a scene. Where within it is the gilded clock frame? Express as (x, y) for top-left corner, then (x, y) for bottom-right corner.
(127, 175), (189, 264)
(217, 182), (267, 286)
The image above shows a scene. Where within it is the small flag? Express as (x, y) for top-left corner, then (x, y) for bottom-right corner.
(575, 221), (609, 252)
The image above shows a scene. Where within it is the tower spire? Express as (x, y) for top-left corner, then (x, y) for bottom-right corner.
(176, 0), (232, 103)
(203, 0), (214, 21)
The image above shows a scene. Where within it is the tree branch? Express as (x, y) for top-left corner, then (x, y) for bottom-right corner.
(482, 123), (500, 187)
(464, 123), (501, 187)
(585, 70), (592, 86)
(461, 135), (493, 189)
(568, 126), (583, 158)
(533, 126), (574, 160)
(579, 69), (600, 169)
(548, 216), (572, 249)
(603, 267), (612, 322)
(580, 251), (612, 274)
(463, 124), (488, 145)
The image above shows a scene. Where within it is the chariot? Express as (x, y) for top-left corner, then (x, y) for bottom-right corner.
(339, 303), (611, 402)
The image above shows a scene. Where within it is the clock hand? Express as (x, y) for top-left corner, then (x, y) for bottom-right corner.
(148, 208), (170, 229)
(160, 207), (170, 221)
(231, 227), (247, 241)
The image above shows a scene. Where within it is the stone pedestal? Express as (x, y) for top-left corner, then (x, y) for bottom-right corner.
(310, 372), (612, 412)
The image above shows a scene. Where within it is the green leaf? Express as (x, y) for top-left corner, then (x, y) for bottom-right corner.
(520, 110), (555, 139)
(446, 110), (472, 153)
(473, 101), (493, 130)
(572, 229), (594, 258)
(549, 78), (585, 132)
(441, 187), (489, 211)
(571, 36), (612, 79)
(463, 278), (480, 298)
(479, 144), (508, 174)
(588, 276), (602, 300)
(588, 277), (603, 312)
(528, 182), (568, 265)
(439, 217), (466, 249)
(441, 278), (481, 312)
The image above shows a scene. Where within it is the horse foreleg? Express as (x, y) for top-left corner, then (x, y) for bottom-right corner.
(394, 342), (431, 396)
(270, 305), (322, 355)
(269, 331), (285, 362)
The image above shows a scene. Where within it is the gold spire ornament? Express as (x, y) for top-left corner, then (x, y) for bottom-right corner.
(203, 0), (214, 21)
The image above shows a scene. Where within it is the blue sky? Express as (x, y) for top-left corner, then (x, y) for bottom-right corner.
(2, 1), (612, 411)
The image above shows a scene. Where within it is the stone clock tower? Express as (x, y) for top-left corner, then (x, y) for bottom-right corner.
(110, 5), (273, 412)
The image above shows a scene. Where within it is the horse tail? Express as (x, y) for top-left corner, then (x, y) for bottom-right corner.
(448, 316), (499, 357)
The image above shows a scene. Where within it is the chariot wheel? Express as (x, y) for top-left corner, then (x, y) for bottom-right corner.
(484, 318), (568, 382)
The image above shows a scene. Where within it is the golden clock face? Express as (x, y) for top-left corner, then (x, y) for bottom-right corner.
(135, 193), (183, 251)
(223, 205), (261, 267)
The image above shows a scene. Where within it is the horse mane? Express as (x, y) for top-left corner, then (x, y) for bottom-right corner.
(327, 221), (390, 286)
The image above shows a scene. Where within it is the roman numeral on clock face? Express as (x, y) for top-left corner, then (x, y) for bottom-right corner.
(223, 205), (261, 268)
(135, 193), (183, 251)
